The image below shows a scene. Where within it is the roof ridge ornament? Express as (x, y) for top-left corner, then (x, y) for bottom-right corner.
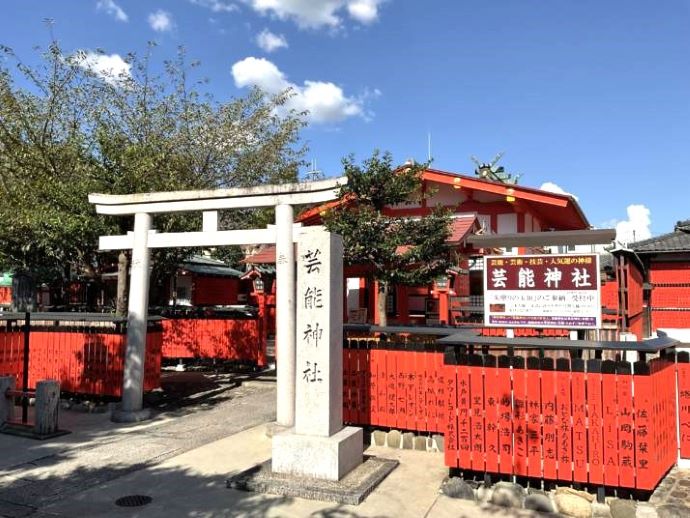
(675, 220), (690, 232)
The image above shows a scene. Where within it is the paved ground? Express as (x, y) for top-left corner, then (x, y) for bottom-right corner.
(648, 467), (690, 517)
(0, 370), (276, 517)
(0, 369), (560, 517)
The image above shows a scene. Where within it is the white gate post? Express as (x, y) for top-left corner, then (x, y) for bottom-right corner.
(275, 204), (296, 427)
(113, 212), (152, 422)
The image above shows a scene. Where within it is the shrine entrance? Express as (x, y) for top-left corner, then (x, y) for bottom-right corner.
(90, 177), (345, 424)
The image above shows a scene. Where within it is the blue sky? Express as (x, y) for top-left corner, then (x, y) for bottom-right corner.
(2, 1), (689, 241)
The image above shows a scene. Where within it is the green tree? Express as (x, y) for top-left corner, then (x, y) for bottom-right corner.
(0, 40), (306, 311)
(323, 151), (453, 326)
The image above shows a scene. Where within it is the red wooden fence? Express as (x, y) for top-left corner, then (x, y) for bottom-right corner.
(343, 339), (679, 492)
(0, 316), (161, 397)
(677, 352), (690, 459)
(161, 317), (266, 366)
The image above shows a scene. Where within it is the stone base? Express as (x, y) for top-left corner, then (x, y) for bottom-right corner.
(227, 455), (398, 505)
(110, 406), (152, 423)
(264, 422), (293, 438)
(1, 422), (71, 441)
(272, 426), (363, 481)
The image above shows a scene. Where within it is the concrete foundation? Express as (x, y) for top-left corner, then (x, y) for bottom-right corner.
(272, 426), (363, 481)
(228, 454), (398, 505)
(264, 422), (293, 438)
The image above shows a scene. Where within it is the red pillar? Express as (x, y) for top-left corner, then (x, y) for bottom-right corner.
(358, 277), (366, 309)
(438, 291), (449, 325)
(256, 292), (268, 366)
(372, 279), (381, 325)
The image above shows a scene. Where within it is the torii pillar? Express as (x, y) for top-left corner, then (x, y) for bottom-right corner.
(115, 212), (153, 421)
(274, 203), (296, 427)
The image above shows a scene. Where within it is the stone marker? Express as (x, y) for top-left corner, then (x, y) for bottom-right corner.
(0, 376), (15, 427)
(387, 430), (401, 448)
(402, 432), (414, 449)
(34, 380), (60, 435)
(272, 229), (363, 481)
(414, 436), (427, 451)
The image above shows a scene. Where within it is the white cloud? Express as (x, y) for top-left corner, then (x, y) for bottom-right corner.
(76, 51), (132, 85)
(96, 0), (128, 22)
(615, 204), (652, 245)
(148, 10), (175, 32)
(256, 29), (288, 52)
(231, 56), (369, 123)
(244, 0), (384, 29)
(539, 181), (579, 201)
(347, 0), (381, 24)
(232, 57), (290, 92)
(189, 0), (238, 13)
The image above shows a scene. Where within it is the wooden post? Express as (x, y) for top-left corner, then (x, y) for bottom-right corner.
(34, 380), (60, 435)
(0, 376), (15, 428)
(22, 311), (30, 425)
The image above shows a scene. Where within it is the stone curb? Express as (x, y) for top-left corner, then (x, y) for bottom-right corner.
(368, 428), (444, 452)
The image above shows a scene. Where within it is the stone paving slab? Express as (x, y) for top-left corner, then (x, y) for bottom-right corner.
(648, 467), (690, 516)
(37, 423), (562, 518)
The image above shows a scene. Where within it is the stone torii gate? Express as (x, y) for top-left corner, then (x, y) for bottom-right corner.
(89, 178), (346, 423)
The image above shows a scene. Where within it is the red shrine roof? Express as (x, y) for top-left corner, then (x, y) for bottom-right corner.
(297, 168), (590, 231)
(447, 214), (480, 243)
(244, 214), (479, 265)
(396, 214), (479, 254)
(243, 245), (293, 265)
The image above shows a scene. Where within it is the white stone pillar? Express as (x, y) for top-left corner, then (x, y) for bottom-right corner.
(272, 229), (363, 481)
(114, 212), (152, 422)
(275, 204), (296, 427)
(294, 230), (344, 437)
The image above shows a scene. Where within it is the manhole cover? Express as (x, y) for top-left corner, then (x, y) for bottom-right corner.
(115, 495), (153, 507)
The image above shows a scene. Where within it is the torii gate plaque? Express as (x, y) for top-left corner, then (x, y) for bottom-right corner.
(89, 178), (346, 423)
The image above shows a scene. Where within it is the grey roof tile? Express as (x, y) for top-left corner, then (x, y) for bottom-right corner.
(632, 220), (690, 253)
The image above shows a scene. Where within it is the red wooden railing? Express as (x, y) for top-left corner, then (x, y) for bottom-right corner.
(0, 314), (161, 397)
(161, 316), (266, 366)
(343, 337), (681, 492)
(676, 352), (690, 459)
